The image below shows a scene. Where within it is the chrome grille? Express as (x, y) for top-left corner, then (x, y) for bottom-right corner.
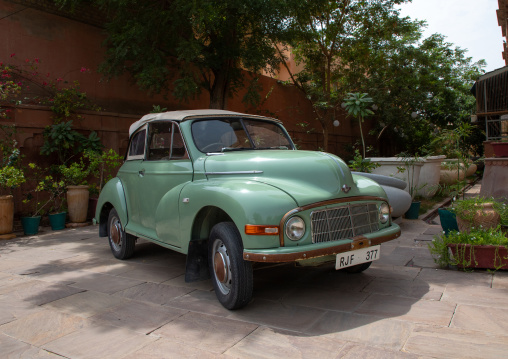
(311, 203), (379, 243)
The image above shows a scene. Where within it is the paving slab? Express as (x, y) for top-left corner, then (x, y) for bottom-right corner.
(227, 298), (326, 332)
(450, 304), (508, 336)
(337, 341), (419, 359)
(282, 286), (370, 312)
(0, 279), (84, 306)
(42, 324), (157, 359)
(366, 264), (422, 281)
(491, 271), (508, 289)
(42, 290), (129, 318)
(91, 300), (187, 334)
(417, 267), (493, 288)
(165, 289), (233, 317)
(441, 284), (508, 308)
(362, 277), (442, 301)
(224, 326), (347, 359)
(116, 263), (185, 283)
(113, 282), (194, 305)
(306, 311), (413, 350)
(0, 309), (88, 346)
(69, 272), (145, 294)
(0, 293), (46, 325)
(161, 274), (214, 291)
(153, 311), (258, 354)
(122, 338), (220, 359)
(403, 324), (508, 358)
(0, 332), (60, 358)
(355, 293), (455, 326)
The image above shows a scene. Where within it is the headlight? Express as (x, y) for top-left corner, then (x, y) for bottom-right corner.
(379, 203), (390, 224)
(285, 216), (305, 241)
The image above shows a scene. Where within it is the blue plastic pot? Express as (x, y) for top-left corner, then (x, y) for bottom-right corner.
(21, 216), (41, 235)
(404, 201), (421, 219)
(49, 212), (67, 230)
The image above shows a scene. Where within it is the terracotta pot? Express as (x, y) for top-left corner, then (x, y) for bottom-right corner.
(67, 185), (89, 223)
(0, 195), (14, 235)
(448, 243), (508, 270)
(456, 203), (500, 233)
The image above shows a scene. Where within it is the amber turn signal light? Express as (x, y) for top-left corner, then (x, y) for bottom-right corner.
(245, 225), (279, 235)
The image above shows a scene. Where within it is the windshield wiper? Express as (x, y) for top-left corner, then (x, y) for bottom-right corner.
(221, 147), (253, 152)
(255, 146), (289, 150)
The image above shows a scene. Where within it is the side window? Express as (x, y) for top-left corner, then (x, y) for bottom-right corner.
(127, 128), (146, 160)
(147, 122), (188, 161)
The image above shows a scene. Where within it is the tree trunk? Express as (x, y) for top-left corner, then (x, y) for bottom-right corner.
(209, 62), (231, 109)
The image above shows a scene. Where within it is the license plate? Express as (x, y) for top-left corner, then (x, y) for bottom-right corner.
(335, 245), (380, 270)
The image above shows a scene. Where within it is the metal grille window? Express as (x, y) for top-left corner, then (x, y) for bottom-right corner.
(311, 203), (380, 243)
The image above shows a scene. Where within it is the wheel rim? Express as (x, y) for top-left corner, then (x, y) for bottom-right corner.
(212, 239), (232, 295)
(109, 216), (122, 251)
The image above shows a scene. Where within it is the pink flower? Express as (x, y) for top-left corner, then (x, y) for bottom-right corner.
(5, 109), (11, 113)
(42, 81), (47, 86)
(80, 67), (89, 73)
(10, 53), (15, 57)
(46, 73), (50, 77)
(56, 77), (63, 82)
(34, 58), (39, 64)
(25, 59), (29, 63)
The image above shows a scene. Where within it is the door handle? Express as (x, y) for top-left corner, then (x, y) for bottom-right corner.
(138, 169), (145, 177)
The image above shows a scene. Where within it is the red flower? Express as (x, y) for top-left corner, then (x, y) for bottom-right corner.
(80, 67), (89, 73)
(34, 58), (39, 64)
(10, 53), (15, 57)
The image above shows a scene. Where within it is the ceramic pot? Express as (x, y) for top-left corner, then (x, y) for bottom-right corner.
(492, 142), (508, 157)
(67, 185), (89, 223)
(456, 203), (500, 233)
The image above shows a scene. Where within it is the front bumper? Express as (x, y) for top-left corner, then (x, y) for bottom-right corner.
(243, 223), (400, 263)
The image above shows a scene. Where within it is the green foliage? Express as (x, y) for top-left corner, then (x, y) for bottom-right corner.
(41, 120), (102, 164)
(50, 81), (100, 123)
(56, 0), (288, 109)
(452, 197), (508, 226)
(59, 154), (98, 186)
(348, 149), (380, 173)
(344, 93), (374, 158)
(429, 227), (508, 269)
(22, 163), (65, 216)
(85, 149), (123, 192)
(150, 105), (168, 113)
(0, 166), (25, 191)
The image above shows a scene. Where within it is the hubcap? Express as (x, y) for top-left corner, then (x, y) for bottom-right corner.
(109, 217), (122, 251)
(212, 239), (232, 295)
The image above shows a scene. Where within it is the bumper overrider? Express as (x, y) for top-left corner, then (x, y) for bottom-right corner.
(243, 224), (400, 263)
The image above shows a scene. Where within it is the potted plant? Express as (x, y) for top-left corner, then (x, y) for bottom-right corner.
(429, 226), (508, 270)
(453, 197), (506, 233)
(86, 149), (123, 219)
(0, 124), (26, 237)
(36, 172), (67, 230)
(59, 155), (98, 223)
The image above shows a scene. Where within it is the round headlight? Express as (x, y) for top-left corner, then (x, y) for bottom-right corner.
(379, 203), (390, 224)
(285, 216), (305, 241)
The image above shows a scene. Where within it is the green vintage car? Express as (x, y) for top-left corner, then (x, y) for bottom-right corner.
(96, 109), (401, 309)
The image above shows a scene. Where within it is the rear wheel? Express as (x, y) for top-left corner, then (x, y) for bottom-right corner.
(208, 222), (253, 309)
(343, 261), (372, 273)
(107, 208), (135, 259)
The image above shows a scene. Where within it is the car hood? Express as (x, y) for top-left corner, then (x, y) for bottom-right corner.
(203, 150), (385, 206)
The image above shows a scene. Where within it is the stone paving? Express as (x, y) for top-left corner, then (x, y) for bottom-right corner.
(0, 218), (508, 358)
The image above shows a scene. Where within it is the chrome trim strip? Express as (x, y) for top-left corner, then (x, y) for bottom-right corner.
(205, 171), (264, 175)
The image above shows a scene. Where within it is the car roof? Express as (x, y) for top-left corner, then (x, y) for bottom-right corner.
(128, 109), (280, 137)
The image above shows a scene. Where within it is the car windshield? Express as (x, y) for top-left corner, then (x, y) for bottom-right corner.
(191, 118), (293, 153)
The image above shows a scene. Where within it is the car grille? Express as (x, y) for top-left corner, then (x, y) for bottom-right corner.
(311, 203), (380, 243)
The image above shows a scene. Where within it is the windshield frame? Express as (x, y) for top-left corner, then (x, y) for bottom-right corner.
(191, 117), (295, 153)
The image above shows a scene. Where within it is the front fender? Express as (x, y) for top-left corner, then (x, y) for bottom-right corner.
(178, 178), (298, 248)
(96, 177), (128, 230)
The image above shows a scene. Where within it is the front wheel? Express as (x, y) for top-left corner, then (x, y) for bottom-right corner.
(208, 222), (253, 309)
(107, 208), (135, 259)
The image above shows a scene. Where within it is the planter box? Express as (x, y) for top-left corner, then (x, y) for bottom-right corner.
(417, 155), (446, 198)
(448, 243), (508, 270)
(492, 142), (508, 158)
(368, 157), (424, 199)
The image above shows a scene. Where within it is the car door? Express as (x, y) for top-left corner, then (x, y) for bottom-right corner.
(137, 121), (193, 246)
(118, 125), (147, 234)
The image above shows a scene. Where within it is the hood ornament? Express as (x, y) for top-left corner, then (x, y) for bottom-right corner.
(342, 184), (351, 193)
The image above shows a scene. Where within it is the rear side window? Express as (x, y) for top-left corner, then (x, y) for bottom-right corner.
(127, 128), (146, 160)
